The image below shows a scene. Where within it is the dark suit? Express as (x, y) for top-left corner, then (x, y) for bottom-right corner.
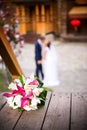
(35, 40), (44, 79)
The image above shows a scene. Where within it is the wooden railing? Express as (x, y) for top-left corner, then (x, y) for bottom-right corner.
(0, 26), (23, 80)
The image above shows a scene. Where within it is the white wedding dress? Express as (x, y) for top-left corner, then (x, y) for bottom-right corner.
(43, 44), (60, 87)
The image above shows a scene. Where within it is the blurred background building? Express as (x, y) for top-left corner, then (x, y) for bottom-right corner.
(0, 0), (87, 40)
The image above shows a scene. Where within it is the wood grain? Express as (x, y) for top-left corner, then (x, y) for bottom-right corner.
(71, 93), (87, 130)
(14, 92), (52, 130)
(0, 93), (6, 110)
(0, 26), (23, 80)
(42, 93), (70, 130)
(0, 92), (87, 130)
(0, 103), (22, 130)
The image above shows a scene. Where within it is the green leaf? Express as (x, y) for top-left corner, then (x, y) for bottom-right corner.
(37, 100), (45, 109)
(43, 87), (53, 92)
(40, 90), (47, 99)
(37, 90), (47, 109)
(14, 102), (17, 106)
(19, 75), (25, 88)
(18, 107), (24, 112)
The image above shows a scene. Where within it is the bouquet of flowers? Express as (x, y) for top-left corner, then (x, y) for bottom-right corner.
(3, 75), (47, 111)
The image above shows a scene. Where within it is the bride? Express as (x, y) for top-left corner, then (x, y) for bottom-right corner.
(43, 41), (60, 87)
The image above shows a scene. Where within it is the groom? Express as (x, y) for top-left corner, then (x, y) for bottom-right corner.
(35, 36), (46, 79)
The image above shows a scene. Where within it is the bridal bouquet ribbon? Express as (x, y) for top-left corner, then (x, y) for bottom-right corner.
(3, 75), (47, 111)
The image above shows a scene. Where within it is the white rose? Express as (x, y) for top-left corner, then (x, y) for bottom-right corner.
(7, 97), (14, 108)
(14, 95), (22, 107)
(8, 83), (17, 90)
(24, 105), (32, 111)
(14, 79), (22, 87)
(24, 78), (31, 90)
(30, 97), (41, 109)
(33, 88), (43, 96)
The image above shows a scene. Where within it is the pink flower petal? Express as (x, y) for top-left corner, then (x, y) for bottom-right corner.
(29, 80), (39, 85)
(27, 90), (34, 99)
(17, 85), (25, 96)
(3, 93), (13, 98)
(22, 90), (34, 100)
(21, 98), (29, 108)
(12, 90), (18, 96)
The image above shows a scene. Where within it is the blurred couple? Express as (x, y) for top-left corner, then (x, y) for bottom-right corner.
(35, 36), (60, 87)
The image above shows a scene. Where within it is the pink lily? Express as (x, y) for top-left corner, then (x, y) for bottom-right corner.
(3, 85), (26, 98)
(29, 80), (39, 85)
(3, 90), (18, 97)
(26, 90), (34, 99)
(21, 98), (29, 108)
(16, 84), (25, 96)
(20, 90), (34, 108)
(3, 93), (13, 98)
(12, 90), (18, 96)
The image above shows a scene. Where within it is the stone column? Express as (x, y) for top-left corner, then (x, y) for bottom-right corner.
(57, 0), (67, 35)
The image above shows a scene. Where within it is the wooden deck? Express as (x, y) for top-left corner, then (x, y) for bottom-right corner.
(0, 92), (87, 130)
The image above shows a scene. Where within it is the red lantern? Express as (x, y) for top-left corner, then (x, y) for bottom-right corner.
(70, 19), (81, 32)
(70, 19), (81, 27)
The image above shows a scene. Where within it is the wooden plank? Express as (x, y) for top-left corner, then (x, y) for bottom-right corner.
(42, 93), (71, 130)
(0, 103), (22, 130)
(0, 26), (23, 80)
(14, 92), (52, 130)
(71, 93), (87, 130)
(0, 93), (6, 110)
